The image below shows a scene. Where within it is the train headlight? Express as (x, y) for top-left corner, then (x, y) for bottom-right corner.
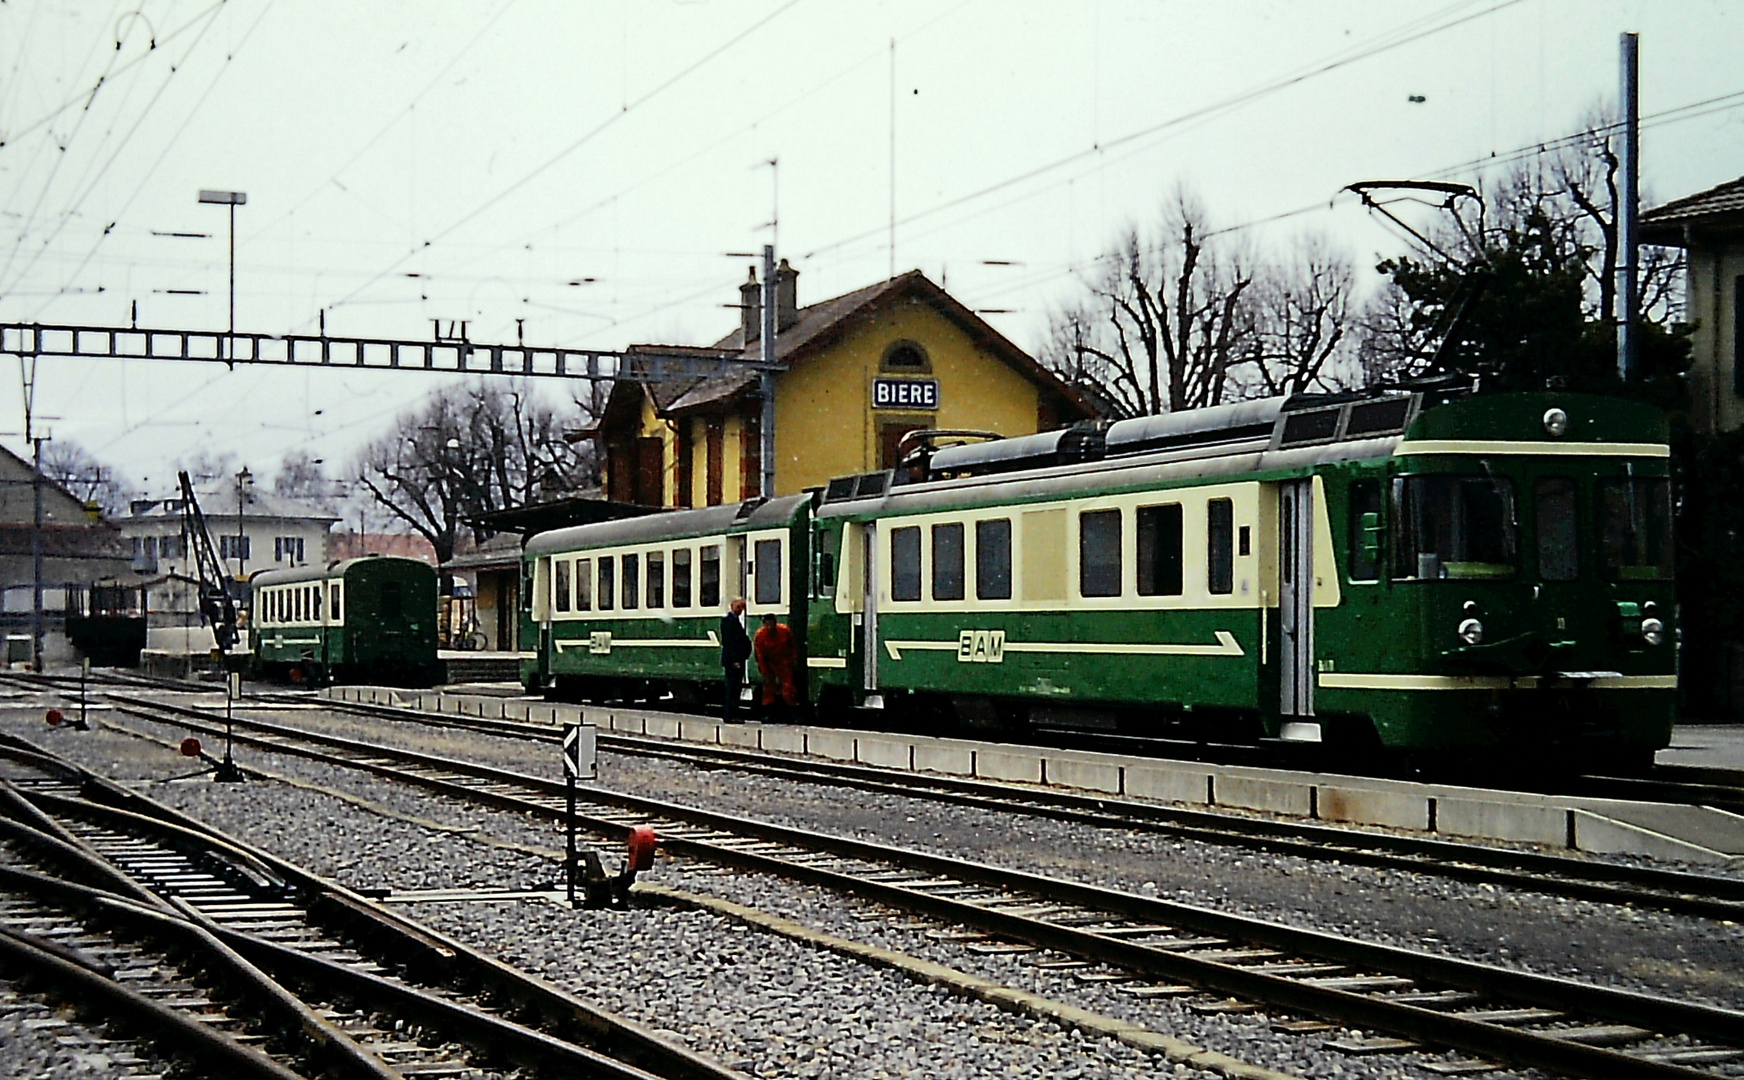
(1458, 618), (1484, 646)
(1640, 617), (1665, 646)
(1543, 407), (1569, 436)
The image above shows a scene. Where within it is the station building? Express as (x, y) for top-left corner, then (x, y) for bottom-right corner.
(597, 265), (1095, 507)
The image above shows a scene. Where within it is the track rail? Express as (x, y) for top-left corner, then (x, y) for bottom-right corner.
(0, 733), (741, 1080)
(102, 691), (1744, 1080)
(223, 685), (1744, 923)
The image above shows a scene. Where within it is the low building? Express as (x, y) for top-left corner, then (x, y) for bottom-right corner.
(1642, 175), (1744, 434)
(0, 445), (131, 663)
(598, 266), (1096, 507)
(118, 487), (340, 589)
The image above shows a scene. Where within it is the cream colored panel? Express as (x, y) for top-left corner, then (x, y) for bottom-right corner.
(1310, 474), (1342, 609)
(1021, 508), (1068, 602)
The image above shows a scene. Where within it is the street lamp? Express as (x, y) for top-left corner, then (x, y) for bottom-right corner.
(198, 189), (247, 363)
(234, 466), (253, 579)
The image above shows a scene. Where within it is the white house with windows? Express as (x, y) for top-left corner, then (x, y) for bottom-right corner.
(116, 488), (340, 632)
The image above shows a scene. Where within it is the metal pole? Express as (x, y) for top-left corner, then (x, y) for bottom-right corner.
(760, 244), (777, 499)
(79, 657), (88, 729)
(227, 201), (237, 366)
(1617, 31), (1640, 383)
(31, 435), (44, 672)
(565, 774), (577, 906)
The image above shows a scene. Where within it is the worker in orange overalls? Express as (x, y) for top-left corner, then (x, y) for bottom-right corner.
(753, 612), (801, 722)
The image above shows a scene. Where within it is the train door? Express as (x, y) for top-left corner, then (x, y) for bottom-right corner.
(861, 522), (879, 692)
(1279, 478), (1315, 717)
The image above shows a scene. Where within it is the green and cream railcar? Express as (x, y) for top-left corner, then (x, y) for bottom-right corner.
(250, 556), (439, 685)
(520, 495), (810, 702)
(808, 390), (1676, 770)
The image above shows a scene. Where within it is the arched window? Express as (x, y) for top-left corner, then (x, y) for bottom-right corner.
(880, 340), (931, 374)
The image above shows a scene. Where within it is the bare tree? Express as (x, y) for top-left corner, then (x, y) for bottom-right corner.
(1044, 194), (1363, 416)
(1360, 108), (1686, 383)
(354, 380), (596, 564)
(39, 440), (137, 516)
(1244, 234), (1362, 398)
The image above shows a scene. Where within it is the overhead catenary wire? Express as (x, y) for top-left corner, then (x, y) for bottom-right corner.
(801, 0), (1528, 263)
(318, 0), (805, 323)
(1, 1), (235, 304)
(22, 0), (278, 321)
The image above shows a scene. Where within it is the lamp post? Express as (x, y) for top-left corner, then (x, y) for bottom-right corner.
(234, 466), (253, 579)
(198, 189), (247, 363)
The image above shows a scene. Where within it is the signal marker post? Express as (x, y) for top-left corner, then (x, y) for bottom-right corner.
(562, 723), (584, 905)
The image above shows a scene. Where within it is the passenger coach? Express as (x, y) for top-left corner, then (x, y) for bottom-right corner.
(521, 495), (810, 703)
(251, 555), (440, 686)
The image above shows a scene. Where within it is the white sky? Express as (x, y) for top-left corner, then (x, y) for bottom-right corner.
(0, 0), (1739, 493)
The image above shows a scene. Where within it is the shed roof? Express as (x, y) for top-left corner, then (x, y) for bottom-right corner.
(1641, 174), (1744, 245)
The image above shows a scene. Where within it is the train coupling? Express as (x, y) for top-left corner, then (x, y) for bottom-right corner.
(578, 825), (658, 909)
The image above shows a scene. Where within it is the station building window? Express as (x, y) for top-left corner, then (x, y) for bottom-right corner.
(880, 340), (931, 374)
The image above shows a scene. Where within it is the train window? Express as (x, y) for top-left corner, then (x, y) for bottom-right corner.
(554, 561), (572, 613)
(976, 519), (1012, 600)
(382, 581), (403, 620)
(1393, 476), (1517, 580)
(522, 572), (534, 612)
(1347, 481), (1383, 581)
(1079, 509), (1122, 598)
(1535, 477), (1579, 582)
(622, 554), (640, 610)
(330, 584), (342, 622)
(575, 558), (592, 611)
(1599, 477), (1673, 580)
(672, 549), (693, 607)
(312, 588), (321, 621)
(754, 539), (782, 605)
(647, 551), (665, 608)
(1137, 504), (1184, 596)
(1207, 499), (1235, 595)
(891, 527), (922, 602)
(598, 556), (615, 610)
(700, 546), (721, 608)
(932, 523), (965, 601)
(295, 588), (304, 622)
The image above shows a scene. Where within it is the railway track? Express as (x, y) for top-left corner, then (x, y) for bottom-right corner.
(202, 684), (1744, 925)
(0, 734), (741, 1080)
(93, 690), (1744, 1080)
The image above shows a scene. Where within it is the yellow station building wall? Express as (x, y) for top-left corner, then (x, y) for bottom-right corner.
(771, 302), (1043, 496)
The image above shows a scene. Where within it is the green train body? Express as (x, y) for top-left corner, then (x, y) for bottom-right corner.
(522, 389), (1676, 771)
(521, 496), (811, 703)
(250, 556), (440, 686)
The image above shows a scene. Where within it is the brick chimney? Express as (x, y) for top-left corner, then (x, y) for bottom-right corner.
(775, 258), (799, 331)
(739, 266), (760, 344)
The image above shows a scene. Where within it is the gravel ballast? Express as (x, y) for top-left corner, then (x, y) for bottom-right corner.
(7, 696), (1741, 1080)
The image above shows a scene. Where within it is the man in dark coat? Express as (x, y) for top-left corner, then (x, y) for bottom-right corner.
(719, 597), (751, 723)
